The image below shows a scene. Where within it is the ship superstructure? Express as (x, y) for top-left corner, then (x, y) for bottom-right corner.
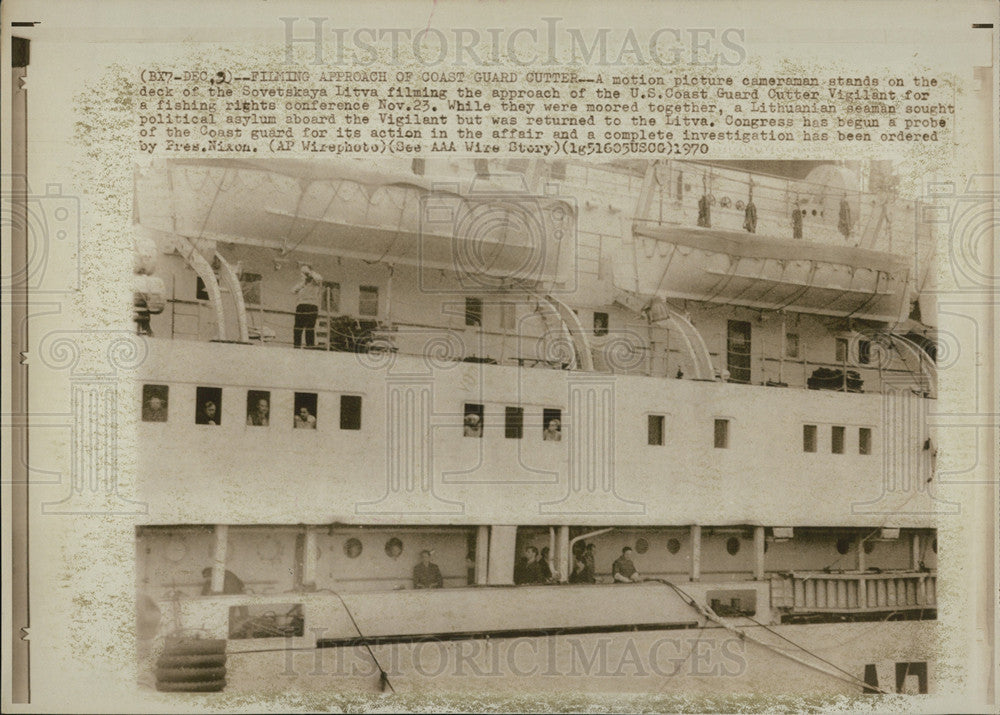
(133, 157), (940, 695)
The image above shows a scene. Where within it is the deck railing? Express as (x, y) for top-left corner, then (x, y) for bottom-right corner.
(771, 571), (936, 613)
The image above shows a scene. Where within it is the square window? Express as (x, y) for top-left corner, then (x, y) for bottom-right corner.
(473, 159), (490, 176)
(803, 424), (817, 452)
(411, 158), (425, 175)
(465, 297), (483, 327)
(340, 395), (362, 431)
(714, 419), (729, 449)
(321, 282), (341, 313)
(246, 390), (271, 426)
(835, 337), (848, 363)
(240, 272), (262, 306)
(142, 384), (169, 422)
(550, 161), (567, 181)
(464, 403), (484, 438)
(859, 427), (872, 455)
(359, 286), (379, 317)
(648, 415), (665, 446)
(593, 311), (609, 336)
(543, 408), (562, 441)
(505, 406), (523, 439)
(294, 392), (318, 429)
(858, 339), (871, 365)
(195, 386), (222, 425)
(785, 333), (799, 359)
(831, 425), (845, 454)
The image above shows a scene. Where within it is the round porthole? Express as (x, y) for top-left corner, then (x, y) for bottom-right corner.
(344, 538), (363, 559)
(635, 538), (649, 554)
(667, 538), (681, 555)
(836, 537), (851, 555)
(863, 540), (875, 555)
(726, 537), (741, 555)
(385, 537), (403, 559)
(164, 537), (187, 563)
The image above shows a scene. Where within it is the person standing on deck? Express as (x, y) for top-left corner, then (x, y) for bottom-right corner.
(291, 264), (323, 348)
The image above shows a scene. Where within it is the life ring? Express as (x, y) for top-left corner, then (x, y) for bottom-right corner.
(162, 637), (226, 656)
(155, 679), (227, 693)
(156, 666), (228, 683)
(157, 654), (227, 669)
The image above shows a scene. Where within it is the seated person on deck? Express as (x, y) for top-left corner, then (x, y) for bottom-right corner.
(413, 550), (444, 589)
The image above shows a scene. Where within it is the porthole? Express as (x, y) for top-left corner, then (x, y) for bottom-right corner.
(667, 538), (681, 555)
(385, 537), (403, 559)
(836, 537), (851, 555)
(726, 537), (741, 555)
(344, 538), (363, 558)
(164, 537), (188, 563)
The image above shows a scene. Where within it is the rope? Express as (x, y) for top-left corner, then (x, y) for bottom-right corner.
(645, 578), (892, 694)
(316, 588), (396, 693)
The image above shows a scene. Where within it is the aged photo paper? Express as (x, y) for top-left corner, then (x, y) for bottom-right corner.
(2, 1), (998, 712)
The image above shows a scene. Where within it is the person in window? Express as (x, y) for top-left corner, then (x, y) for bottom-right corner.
(294, 406), (316, 429)
(201, 567), (245, 595)
(291, 264), (323, 348)
(612, 546), (642, 583)
(583, 543), (598, 583)
(463, 412), (482, 438)
(197, 401), (219, 425)
(142, 395), (167, 422)
(543, 417), (562, 441)
(569, 555), (595, 584)
(514, 546), (546, 585)
(412, 550), (444, 589)
(247, 397), (269, 426)
(539, 546), (554, 582)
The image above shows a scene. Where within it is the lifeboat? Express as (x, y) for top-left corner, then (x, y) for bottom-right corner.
(135, 158), (577, 290)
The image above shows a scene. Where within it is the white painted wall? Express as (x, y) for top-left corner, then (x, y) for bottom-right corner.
(136, 340), (939, 528)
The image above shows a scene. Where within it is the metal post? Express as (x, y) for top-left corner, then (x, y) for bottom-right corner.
(690, 525), (702, 582)
(558, 526), (570, 583)
(911, 533), (921, 571)
(302, 527), (318, 590)
(475, 526), (490, 585)
(753, 526), (766, 581)
(211, 525), (229, 593)
(856, 535), (866, 573)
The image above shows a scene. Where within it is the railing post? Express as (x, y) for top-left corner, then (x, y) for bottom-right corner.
(475, 525), (490, 585)
(753, 526), (765, 580)
(302, 527), (318, 591)
(210, 524), (229, 594)
(690, 525), (701, 582)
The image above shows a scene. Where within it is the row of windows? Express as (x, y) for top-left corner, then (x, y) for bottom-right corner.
(143, 385), (873, 455)
(141, 384), (362, 430)
(803, 425), (873, 454)
(463, 403), (563, 441)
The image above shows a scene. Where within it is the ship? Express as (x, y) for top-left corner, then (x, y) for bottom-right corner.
(132, 156), (941, 696)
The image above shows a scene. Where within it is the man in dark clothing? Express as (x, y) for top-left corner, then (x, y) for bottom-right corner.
(612, 546), (642, 583)
(413, 550), (444, 589)
(514, 546), (546, 585)
(202, 567), (245, 595)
